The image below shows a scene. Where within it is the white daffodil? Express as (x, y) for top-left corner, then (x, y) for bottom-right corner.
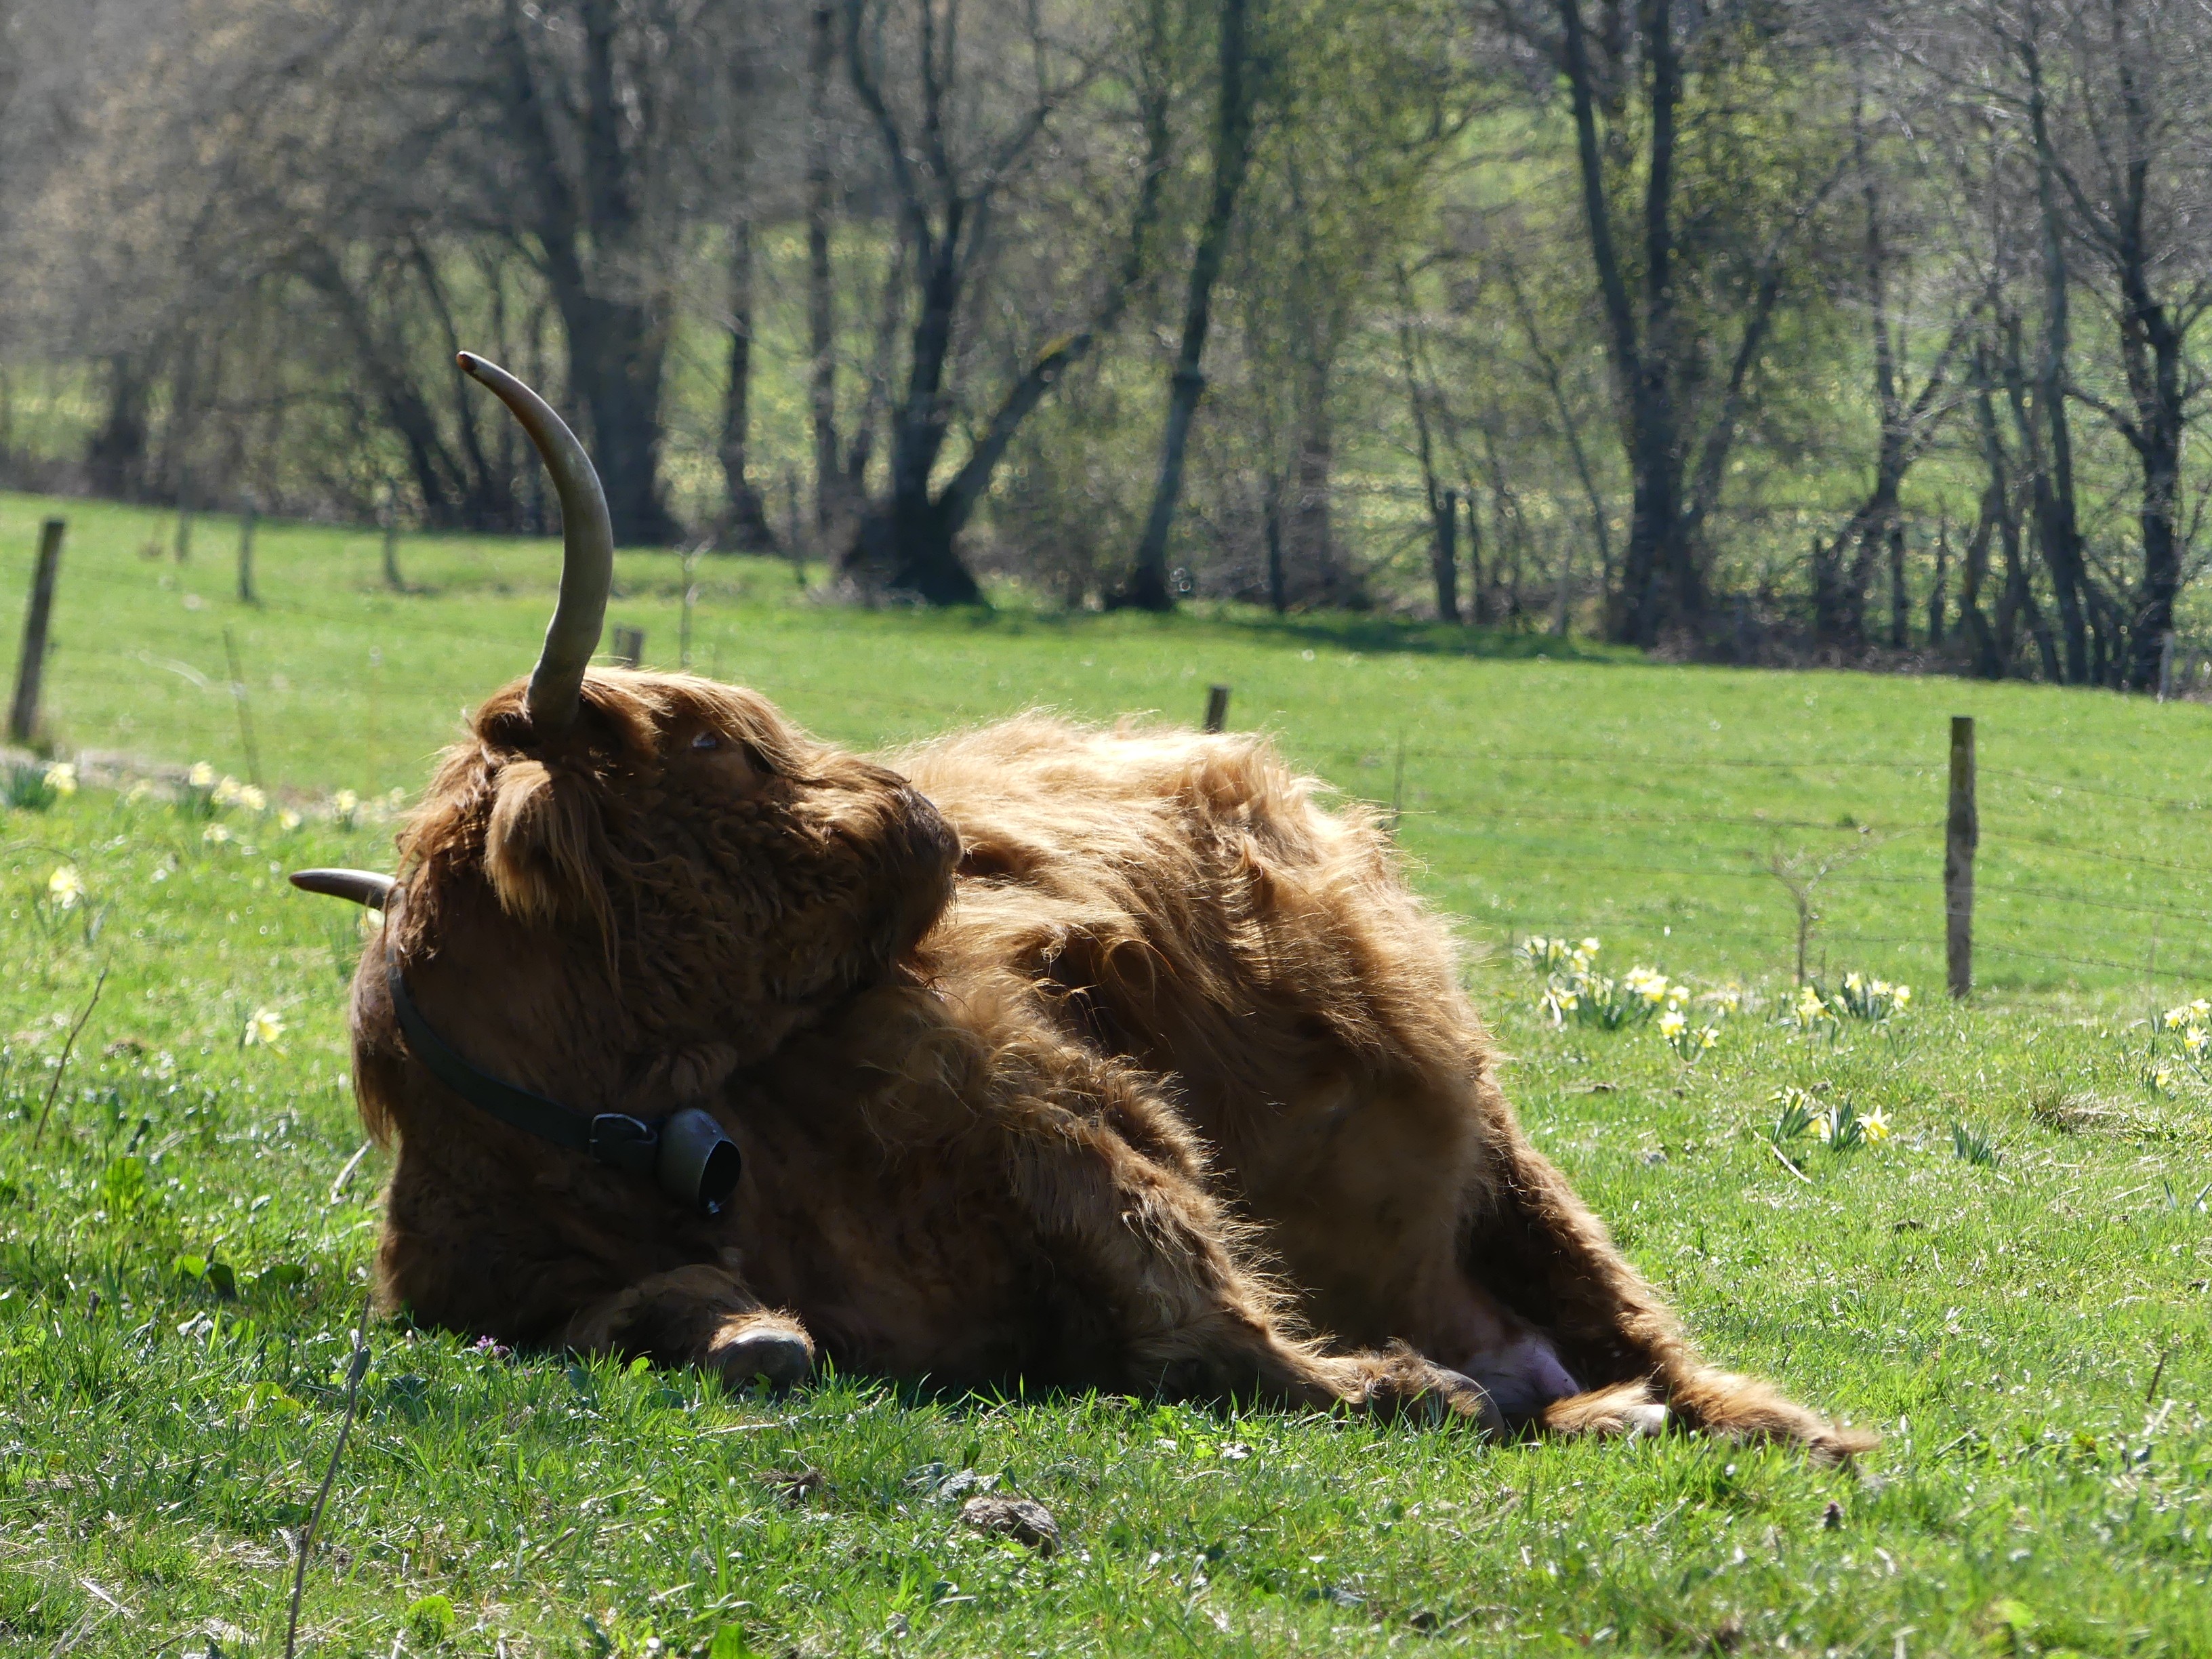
(47, 865), (83, 909)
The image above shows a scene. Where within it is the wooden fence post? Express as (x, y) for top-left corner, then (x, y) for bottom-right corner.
(1946, 715), (1977, 1000)
(8, 518), (65, 745)
(1204, 684), (1230, 733)
(237, 497), (259, 605)
(381, 510), (405, 593)
(611, 626), (645, 668)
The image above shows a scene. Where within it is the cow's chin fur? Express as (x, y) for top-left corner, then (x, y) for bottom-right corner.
(350, 693), (1874, 1464)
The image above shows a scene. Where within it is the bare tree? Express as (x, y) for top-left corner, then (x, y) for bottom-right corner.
(1117, 0), (1256, 611)
(836, 0), (1174, 601)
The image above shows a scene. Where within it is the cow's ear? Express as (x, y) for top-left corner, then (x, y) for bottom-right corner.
(484, 759), (606, 929)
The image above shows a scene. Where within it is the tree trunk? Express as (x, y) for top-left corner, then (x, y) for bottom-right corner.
(2022, 29), (2091, 682)
(1961, 497), (2000, 677)
(719, 217), (776, 550)
(1927, 514), (1948, 645)
(1559, 0), (1692, 647)
(1263, 474), (1288, 613)
(2110, 228), (2186, 689)
(1290, 375), (1337, 603)
(807, 0), (841, 538)
(499, 0), (678, 546)
(1122, 0), (1255, 612)
(85, 353), (152, 501)
(1396, 280), (1459, 623)
(1889, 522), (1908, 649)
(559, 291), (675, 545)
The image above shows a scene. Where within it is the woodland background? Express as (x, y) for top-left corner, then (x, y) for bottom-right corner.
(0, 0), (2208, 680)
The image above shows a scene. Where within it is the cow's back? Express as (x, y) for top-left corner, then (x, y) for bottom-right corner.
(895, 717), (1510, 1349)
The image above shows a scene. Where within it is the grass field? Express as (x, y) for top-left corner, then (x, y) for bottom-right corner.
(4, 493), (2211, 1656)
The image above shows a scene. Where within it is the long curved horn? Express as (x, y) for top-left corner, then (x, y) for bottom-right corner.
(457, 352), (613, 743)
(289, 868), (397, 908)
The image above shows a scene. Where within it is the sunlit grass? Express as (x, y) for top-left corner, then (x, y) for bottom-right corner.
(4, 492), (2211, 1654)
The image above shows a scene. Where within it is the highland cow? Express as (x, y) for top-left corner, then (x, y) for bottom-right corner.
(293, 354), (1871, 1459)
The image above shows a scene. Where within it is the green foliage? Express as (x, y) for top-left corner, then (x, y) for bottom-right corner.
(3, 492), (2211, 1652)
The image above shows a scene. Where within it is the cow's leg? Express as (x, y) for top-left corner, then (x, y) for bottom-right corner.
(559, 1261), (816, 1390)
(1462, 1115), (1873, 1459)
(1004, 1084), (1501, 1430)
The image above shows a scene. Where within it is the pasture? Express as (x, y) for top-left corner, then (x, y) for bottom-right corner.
(4, 493), (2211, 1656)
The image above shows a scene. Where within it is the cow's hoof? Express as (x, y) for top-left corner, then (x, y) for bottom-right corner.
(710, 1322), (815, 1391)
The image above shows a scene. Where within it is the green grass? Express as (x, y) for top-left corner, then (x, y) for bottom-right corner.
(4, 493), (2211, 1656)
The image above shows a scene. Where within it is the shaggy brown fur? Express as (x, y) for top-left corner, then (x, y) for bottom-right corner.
(350, 671), (1871, 1458)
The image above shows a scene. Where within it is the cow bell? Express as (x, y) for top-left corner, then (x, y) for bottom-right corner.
(657, 1106), (743, 1217)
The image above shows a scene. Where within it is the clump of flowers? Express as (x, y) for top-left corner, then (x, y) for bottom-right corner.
(2152, 1000), (2212, 1091)
(1767, 1086), (1889, 1155)
(209, 775), (268, 814)
(330, 789), (361, 829)
(44, 761), (77, 797)
(1520, 937), (1717, 1053)
(2163, 999), (2210, 1056)
(1658, 1005), (1720, 1061)
(1787, 974), (1911, 1031)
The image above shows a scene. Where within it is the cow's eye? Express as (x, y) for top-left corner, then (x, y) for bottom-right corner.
(691, 731), (720, 751)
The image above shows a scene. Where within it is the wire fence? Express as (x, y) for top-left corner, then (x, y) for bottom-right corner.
(1300, 732), (2212, 994)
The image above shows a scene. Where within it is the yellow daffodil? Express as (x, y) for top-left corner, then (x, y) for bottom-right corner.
(331, 788), (361, 823)
(212, 776), (245, 807)
(1843, 972), (1864, 994)
(1794, 985), (1830, 1023)
(203, 823), (233, 845)
(1694, 1025), (1719, 1052)
(47, 865), (83, 909)
(188, 761), (217, 789)
(44, 762), (77, 796)
(243, 1006), (286, 1049)
(1658, 1008), (1687, 1040)
(1891, 985), (1912, 1009)
(1862, 1107), (1892, 1143)
(237, 784), (268, 814)
(277, 808), (302, 832)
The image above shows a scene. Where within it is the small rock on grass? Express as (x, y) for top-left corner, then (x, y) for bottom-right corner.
(960, 1493), (1059, 1555)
